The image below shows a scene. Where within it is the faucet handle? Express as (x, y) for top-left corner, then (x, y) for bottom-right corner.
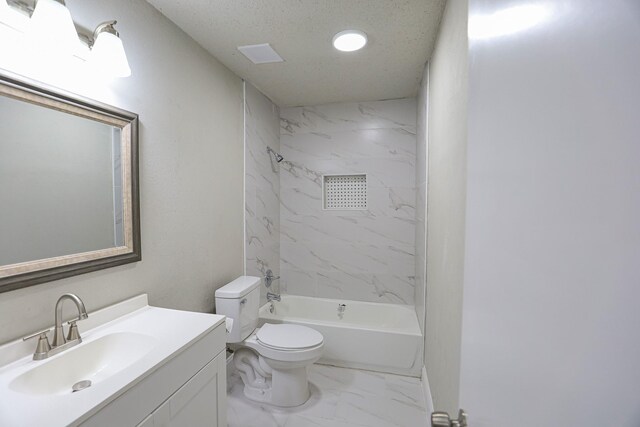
(66, 313), (88, 325)
(65, 313), (88, 342)
(23, 329), (52, 360)
(65, 310), (88, 341)
(66, 321), (82, 342)
(265, 269), (280, 288)
(23, 328), (51, 342)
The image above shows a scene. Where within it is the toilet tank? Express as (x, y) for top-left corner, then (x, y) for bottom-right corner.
(215, 276), (261, 343)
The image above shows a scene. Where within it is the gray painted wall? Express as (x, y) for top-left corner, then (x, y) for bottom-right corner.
(424, 0), (469, 415)
(0, 0), (244, 344)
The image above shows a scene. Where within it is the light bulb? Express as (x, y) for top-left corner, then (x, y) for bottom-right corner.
(90, 25), (131, 78)
(27, 0), (79, 56)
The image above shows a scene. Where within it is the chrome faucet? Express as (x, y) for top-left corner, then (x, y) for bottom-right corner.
(264, 269), (280, 288)
(265, 270), (281, 303)
(23, 293), (88, 360)
(267, 292), (281, 302)
(53, 293), (88, 346)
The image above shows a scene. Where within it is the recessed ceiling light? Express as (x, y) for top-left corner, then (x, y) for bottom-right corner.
(332, 30), (367, 52)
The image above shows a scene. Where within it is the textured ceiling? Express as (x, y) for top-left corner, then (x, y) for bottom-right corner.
(146, 0), (445, 107)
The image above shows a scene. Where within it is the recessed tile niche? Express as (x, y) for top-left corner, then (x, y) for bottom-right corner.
(323, 174), (367, 210)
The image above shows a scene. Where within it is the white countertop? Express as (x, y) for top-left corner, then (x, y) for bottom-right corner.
(0, 295), (225, 427)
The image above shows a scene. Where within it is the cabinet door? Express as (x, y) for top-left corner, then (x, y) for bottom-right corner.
(149, 351), (227, 427)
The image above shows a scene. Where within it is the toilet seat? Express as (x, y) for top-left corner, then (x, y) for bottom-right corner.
(256, 323), (324, 350)
(243, 324), (324, 363)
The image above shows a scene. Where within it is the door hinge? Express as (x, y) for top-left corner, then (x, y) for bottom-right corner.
(432, 409), (467, 427)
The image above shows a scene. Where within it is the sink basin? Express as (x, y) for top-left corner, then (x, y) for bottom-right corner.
(10, 332), (157, 396)
(0, 295), (225, 427)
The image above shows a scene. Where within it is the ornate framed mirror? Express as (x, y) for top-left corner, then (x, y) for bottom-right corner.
(0, 71), (140, 292)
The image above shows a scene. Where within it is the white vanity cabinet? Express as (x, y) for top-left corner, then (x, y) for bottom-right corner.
(80, 318), (227, 427)
(136, 352), (226, 427)
(0, 295), (227, 427)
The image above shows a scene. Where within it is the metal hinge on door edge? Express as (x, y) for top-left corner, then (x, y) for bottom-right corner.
(432, 409), (468, 427)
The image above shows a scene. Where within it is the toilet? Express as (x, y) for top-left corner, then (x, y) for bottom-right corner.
(215, 276), (324, 407)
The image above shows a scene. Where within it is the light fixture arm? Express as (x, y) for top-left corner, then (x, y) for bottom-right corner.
(92, 20), (118, 45)
(4, 1), (117, 48)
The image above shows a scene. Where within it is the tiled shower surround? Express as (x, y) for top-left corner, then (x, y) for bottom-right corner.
(244, 83), (281, 302)
(279, 99), (417, 304)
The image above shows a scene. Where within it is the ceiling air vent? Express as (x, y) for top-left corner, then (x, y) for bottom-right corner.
(237, 43), (284, 64)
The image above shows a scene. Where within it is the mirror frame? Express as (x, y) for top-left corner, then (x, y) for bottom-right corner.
(0, 71), (141, 293)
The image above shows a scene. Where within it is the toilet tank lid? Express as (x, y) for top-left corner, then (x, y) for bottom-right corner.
(215, 276), (261, 299)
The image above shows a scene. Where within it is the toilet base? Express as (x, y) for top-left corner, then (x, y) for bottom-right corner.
(234, 348), (313, 407)
(266, 365), (310, 407)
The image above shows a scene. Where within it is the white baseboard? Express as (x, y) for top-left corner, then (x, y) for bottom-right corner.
(421, 365), (434, 416)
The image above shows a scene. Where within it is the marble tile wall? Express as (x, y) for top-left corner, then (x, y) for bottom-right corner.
(279, 99), (417, 304)
(244, 83), (281, 303)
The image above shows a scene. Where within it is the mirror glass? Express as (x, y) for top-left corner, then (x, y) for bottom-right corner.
(0, 96), (125, 265)
(0, 72), (140, 292)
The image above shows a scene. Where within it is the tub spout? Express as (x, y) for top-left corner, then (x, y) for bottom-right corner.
(338, 303), (346, 319)
(267, 292), (281, 302)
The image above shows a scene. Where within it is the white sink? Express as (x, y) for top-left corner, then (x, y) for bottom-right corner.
(0, 294), (226, 427)
(10, 332), (157, 396)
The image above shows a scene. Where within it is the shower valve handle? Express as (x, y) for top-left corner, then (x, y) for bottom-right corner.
(265, 269), (280, 288)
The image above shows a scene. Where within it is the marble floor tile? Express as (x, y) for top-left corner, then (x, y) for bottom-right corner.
(283, 414), (364, 427)
(335, 391), (427, 427)
(384, 373), (425, 407)
(227, 364), (428, 427)
(308, 363), (387, 394)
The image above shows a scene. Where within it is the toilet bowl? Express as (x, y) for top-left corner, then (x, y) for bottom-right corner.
(234, 323), (323, 406)
(215, 276), (324, 407)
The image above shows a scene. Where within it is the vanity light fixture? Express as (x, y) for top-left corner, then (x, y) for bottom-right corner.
(27, 0), (78, 55)
(90, 21), (131, 78)
(332, 30), (367, 52)
(2, 0), (131, 78)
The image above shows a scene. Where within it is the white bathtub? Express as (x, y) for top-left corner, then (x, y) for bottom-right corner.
(258, 295), (423, 377)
